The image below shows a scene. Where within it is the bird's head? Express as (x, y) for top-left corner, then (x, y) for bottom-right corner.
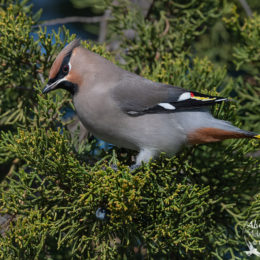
(42, 39), (82, 95)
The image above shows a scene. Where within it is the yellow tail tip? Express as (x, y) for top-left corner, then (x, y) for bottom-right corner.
(254, 134), (260, 139)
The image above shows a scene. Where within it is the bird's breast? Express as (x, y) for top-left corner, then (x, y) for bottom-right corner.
(72, 88), (187, 154)
(73, 89), (139, 150)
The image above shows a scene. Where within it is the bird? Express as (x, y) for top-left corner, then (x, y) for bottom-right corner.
(42, 39), (259, 167)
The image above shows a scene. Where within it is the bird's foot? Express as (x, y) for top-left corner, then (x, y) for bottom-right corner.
(110, 163), (141, 172)
(110, 164), (118, 171)
(102, 164), (118, 171)
(103, 163), (141, 172)
(129, 164), (141, 172)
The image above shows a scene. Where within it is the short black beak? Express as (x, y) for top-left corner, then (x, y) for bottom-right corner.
(42, 78), (76, 95)
(42, 84), (52, 94)
(42, 78), (65, 94)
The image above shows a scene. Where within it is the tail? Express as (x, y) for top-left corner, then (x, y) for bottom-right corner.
(187, 117), (260, 145)
(178, 110), (259, 144)
(188, 127), (259, 144)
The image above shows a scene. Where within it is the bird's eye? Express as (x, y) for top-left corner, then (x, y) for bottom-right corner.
(62, 64), (69, 73)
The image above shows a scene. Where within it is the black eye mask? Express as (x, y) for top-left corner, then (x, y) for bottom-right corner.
(49, 54), (71, 84)
(47, 52), (78, 95)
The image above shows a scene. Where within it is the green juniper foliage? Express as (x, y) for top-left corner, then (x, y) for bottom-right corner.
(0, 0), (259, 259)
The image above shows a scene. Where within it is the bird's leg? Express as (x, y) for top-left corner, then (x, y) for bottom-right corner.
(106, 149), (156, 172)
(130, 148), (157, 170)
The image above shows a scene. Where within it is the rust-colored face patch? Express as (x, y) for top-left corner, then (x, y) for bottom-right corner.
(188, 127), (249, 144)
(48, 39), (81, 79)
(65, 69), (82, 87)
(49, 55), (63, 79)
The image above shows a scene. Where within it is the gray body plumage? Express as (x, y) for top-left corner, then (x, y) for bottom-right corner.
(43, 40), (258, 165)
(71, 47), (243, 164)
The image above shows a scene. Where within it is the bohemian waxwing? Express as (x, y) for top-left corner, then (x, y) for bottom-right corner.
(42, 39), (260, 166)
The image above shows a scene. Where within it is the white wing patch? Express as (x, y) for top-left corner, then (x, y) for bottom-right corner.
(178, 92), (221, 102)
(178, 92), (191, 101)
(158, 103), (176, 110)
(128, 111), (139, 115)
(215, 98), (227, 102)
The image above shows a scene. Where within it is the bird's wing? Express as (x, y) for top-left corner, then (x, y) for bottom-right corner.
(112, 73), (228, 116)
